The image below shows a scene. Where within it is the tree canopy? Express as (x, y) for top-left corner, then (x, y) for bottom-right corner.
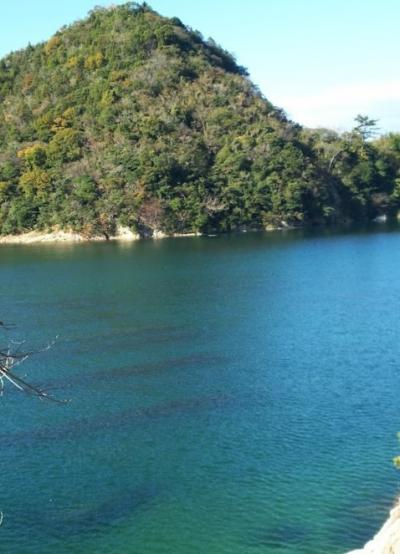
(0, 2), (399, 237)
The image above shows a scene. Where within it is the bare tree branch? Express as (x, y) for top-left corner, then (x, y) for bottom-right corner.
(0, 324), (67, 403)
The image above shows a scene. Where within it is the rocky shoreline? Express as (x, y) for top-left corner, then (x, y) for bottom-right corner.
(0, 216), (393, 245)
(0, 227), (202, 244)
(0, 218), (306, 245)
(347, 501), (400, 554)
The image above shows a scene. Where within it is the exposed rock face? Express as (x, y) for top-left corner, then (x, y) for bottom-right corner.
(0, 227), (202, 244)
(347, 502), (400, 554)
(0, 230), (89, 244)
(0, 227), (139, 244)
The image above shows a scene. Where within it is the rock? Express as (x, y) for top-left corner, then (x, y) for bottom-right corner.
(347, 501), (400, 554)
(373, 214), (387, 223)
(111, 226), (140, 241)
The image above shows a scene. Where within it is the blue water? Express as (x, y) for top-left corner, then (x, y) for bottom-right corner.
(1, 226), (400, 553)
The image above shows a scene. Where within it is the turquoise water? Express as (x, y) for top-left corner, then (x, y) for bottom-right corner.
(1, 226), (400, 553)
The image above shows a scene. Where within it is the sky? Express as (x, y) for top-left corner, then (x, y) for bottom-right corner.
(1, 0), (399, 133)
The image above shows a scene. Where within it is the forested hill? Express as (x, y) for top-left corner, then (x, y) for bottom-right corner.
(0, 2), (399, 238)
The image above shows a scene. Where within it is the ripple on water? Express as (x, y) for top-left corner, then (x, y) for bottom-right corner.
(2, 229), (400, 554)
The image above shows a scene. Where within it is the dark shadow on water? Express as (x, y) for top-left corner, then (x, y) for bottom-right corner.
(96, 353), (228, 379)
(53, 486), (157, 536)
(16, 484), (159, 539)
(38, 352), (228, 391)
(288, 220), (400, 242)
(0, 392), (237, 447)
(71, 325), (198, 355)
(245, 522), (310, 549)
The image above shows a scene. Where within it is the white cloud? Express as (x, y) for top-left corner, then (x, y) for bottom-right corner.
(281, 81), (400, 110)
(274, 81), (400, 132)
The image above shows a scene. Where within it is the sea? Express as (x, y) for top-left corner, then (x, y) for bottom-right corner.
(1, 224), (400, 553)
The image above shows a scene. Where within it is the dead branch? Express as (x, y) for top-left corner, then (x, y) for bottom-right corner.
(0, 326), (67, 403)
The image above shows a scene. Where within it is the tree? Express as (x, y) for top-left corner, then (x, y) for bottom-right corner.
(353, 114), (380, 141)
(0, 322), (65, 403)
(0, 5), (399, 237)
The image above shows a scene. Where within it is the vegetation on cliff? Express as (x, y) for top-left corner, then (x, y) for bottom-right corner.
(0, 2), (399, 237)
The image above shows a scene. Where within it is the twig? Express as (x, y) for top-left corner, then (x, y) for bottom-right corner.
(0, 326), (66, 403)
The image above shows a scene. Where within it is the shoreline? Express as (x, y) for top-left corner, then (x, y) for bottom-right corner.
(0, 227), (202, 245)
(0, 217), (394, 246)
(0, 218), (306, 245)
(346, 499), (400, 554)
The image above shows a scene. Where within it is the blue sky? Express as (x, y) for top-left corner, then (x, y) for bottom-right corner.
(2, 0), (399, 133)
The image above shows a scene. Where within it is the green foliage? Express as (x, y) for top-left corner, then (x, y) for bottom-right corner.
(17, 144), (48, 168)
(19, 168), (51, 196)
(48, 129), (83, 164)
(303, 119), (400, 222)
(0, 3), (399, 237)
(393, 432), (400, 469)
(353, 114), (379, 140)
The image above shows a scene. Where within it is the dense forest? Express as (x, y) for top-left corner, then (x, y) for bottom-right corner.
(0, 2), (399, 238)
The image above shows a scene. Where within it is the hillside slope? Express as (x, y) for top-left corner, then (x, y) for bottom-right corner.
(0, 2), (399, 238)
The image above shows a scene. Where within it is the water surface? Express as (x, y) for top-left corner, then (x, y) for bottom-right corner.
(1, 225), (400, 553)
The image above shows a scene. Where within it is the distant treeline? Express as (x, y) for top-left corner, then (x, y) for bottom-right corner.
(0, 2), (399, 237)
